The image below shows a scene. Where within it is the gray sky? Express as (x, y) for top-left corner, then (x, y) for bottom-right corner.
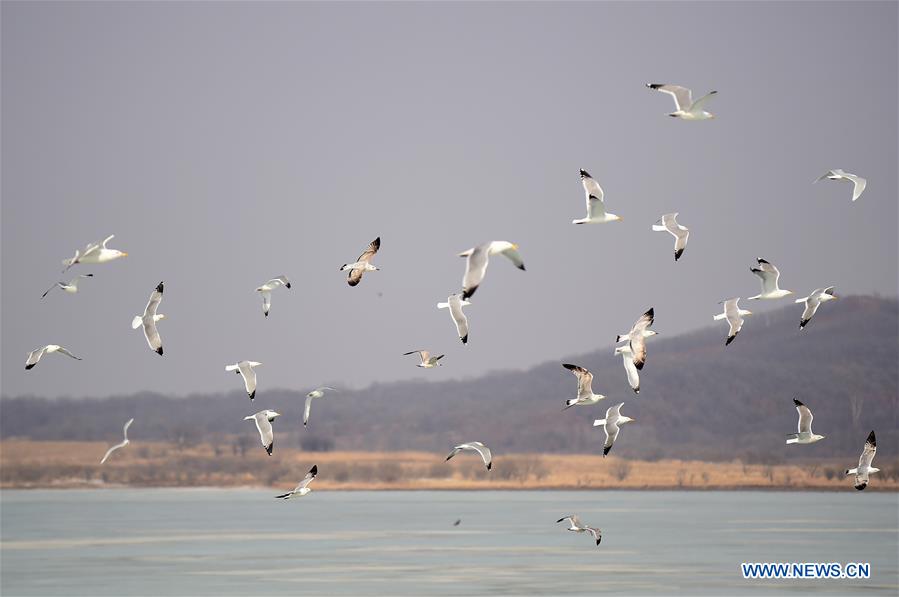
(2, 1), (896, 399)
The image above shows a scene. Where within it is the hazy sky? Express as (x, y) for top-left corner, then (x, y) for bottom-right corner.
(2, 1), (896, 399)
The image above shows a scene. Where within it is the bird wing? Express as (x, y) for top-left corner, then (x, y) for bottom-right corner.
(122, 417), (134, 441)
(648, 84), (693, 111)
(100, 235), (115, 249)
(603, 420), (620, 455)
(622, 352), (640, 393)
(800, 296), (820, 324)
(254, 413), (274, 453)
(858, 431), (876, 470)
(630, 334), (647, 371)
(100, 441), (127, 464)
(347, 237), (380, 286)
(690, 90), (717, 111)
(562, 364), (594, 399)
(794, 400), (813, 434)
(470, 442), (492, 469)
(143, 319), (162, 353)
(296, 465), (318, 490)
(25, 347), (47, 367)
(449, 295), (469, 343)
(239, 362), (257, 397)
(462, 245), (490, 299)
(499, 246), (525, 270)
(41, 282), (62, 299)
(585, 194), (609, 221)
(56, 347), (82, 360)
(844, 174), (867, 201)
(260, 291), (272, 316)
(144, 282), (164, 318)
(303, 395), (313, 426)
(751, 259), (780, 295)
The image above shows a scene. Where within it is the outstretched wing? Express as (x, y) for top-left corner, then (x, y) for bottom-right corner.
(647, 83), (693, 111)
(562, 363), (594, 399)
(461, 245), (489, 299)
(295, 465), (318, 491)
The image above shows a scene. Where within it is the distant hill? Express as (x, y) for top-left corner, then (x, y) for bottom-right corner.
(3, 296), (896, 463)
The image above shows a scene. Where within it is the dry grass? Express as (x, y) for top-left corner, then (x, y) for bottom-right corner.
(2, 440), (897, 491)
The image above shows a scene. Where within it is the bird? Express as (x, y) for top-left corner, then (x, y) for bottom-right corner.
(446, 442), (492, 471)
(303, 386), (337, 426)
(458, 241), (525, 299)
(572, 169), (622, 224)
(100, 418), (134, 464)
(714, 298), (752, 346)
(561, 363), (606, 409)
(795, 287), (837, 330)
(748, 258), (793, 300)
(225, 361), (262, 400)
(274, 465), (318, 499)
(593, 403), (635, 457)
(244, 410), (281, 455)
(256, 276), (291, 317)
(652, 213), (690, 261)
(41, 274), (94, 299)
(24, 345), (82, 370)
(613, 344), (641, 394)
(453, 519), (462, 527)
(62, 235), (127, 272)
(815, 169), (867, 202)
(131, 281), (165, 355)
(339, 237), (380, 286)
(845, 431), (879, 491)
(556, 515), (602, 546)
(437, 293), (471, 344)
(646, 83), (717, 120)
(403, 350), (444, 368)
(616, 308), (657, 370)
(786, 399), (825, 445)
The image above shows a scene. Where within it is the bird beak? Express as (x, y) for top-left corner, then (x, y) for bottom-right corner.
(512, 243), (519, 250)
(121, 252), (129, 257)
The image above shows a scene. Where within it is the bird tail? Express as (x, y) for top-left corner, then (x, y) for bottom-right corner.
(131, 316), (143, 329)
(713, 313), (727, 321)
(785, 436), (798, 445)
(651, 224), (666, 232)
(436, 302), (449, 309)
(593, 419), (606, 427)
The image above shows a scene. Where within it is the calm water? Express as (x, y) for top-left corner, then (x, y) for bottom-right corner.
(1, 490), (897, 596)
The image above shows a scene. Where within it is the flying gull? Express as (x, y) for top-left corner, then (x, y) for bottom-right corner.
(652, 213), (690, 261)
(572, 169), (622, 224)
(613, 344), (641, 394)
(714, 298), (752, 346)
(646, 83), (717, 120)
(786, 399), (825, 445)
(795, 287), (837, 330)
(438, 293), (471, 344)
(403, 350), (444, 368)
(593, 403), (635, 457)
(244, 409), (281, 455)
(100, 418), (134, 464)
(815, 169), (866, 202)
(748, 258), (793, 300)
(41, 274), (94, 299)
(275, 465), (318, 499)
(557, 515), (602, 546)
(616, 308), (657, 370)
(303, 386), (338, 426)
(62, 235), (127, 272)
(339, 237), (380, 286)
(446, 442), (492, 471)
(131, 281), (165, 355)
(459, 241), (525, 299)
(256, 276), (291, 317)
(845, 430), (879, 491)
(561, 363), (606, 409)
(25, 345), (82, 370)
(226, 361), (262, 400)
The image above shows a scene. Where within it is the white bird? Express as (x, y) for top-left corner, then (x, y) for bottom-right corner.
(652, 213), (690, 261)
(403, 350), (444, 368)
(795, 287), (837, 330)
(572, 169), (622, 224)
(845, 430), (879, 491)
(616, 308), (657, 370)
(593, 403), (635, 457)
(437, 293), (471, 344)
(24, 345), (82, 370)
(225, 361), (262, 401)
(561, 363), (606, 409)
(131, 281), (165, 356)
(557, 515), (602, 546)
(100, 418), (134, 464)
(714, 298), (752, 346)
(646, 83), (717, 120)
(786, 399), (825, 445)
(244, 409), (281, 455)
(339, 237), (380, 286)
(256, 276), (291, 317)
(446, 442), (492, 471)
(458, 241), (525, 299)
(62, 235), (127, 272)
(815, 169), (867, 202)
(748, 258), (793, 300)
(303, 386), (338, 426)
(41, 274), (94, 299)
(274, 465), (318, 499)
(613, 344), (641, 394)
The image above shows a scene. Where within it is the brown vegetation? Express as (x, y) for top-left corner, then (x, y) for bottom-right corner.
(2, 440), (897, 491)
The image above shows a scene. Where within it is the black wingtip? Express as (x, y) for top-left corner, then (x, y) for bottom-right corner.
(635, 361), (645, 371)
(486, 463), (492, 471)
(647, 83), (662, 89)
(25, 364), (35, 370)
(266, 445), (273, 456)
(155, 281), (164, 293)
(596, 538), (601, 546)
(518, 264), (526, 271)
(645, 307), (654, 319)
(725, 334), (736, 346)
(462, 287), (476, 300)
(156, 346), (163, 356)
(793, 398), (804, 407)
(867, 430), (876, 446)
(634, 388), (640, 394)
(603, 445), (612, 457)
(310, 464), (318, 475)
(799, 320), (808, 329)
(285, 282), (292, 289)
(674, 249), (684, 261)
(580, 169), (591, 178)
(757, 258), (770, 265)
(460, 335), (468, 345)
(249, 391), (256, 401)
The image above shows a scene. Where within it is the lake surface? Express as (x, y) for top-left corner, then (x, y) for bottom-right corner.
(1, 490), (897, 596)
